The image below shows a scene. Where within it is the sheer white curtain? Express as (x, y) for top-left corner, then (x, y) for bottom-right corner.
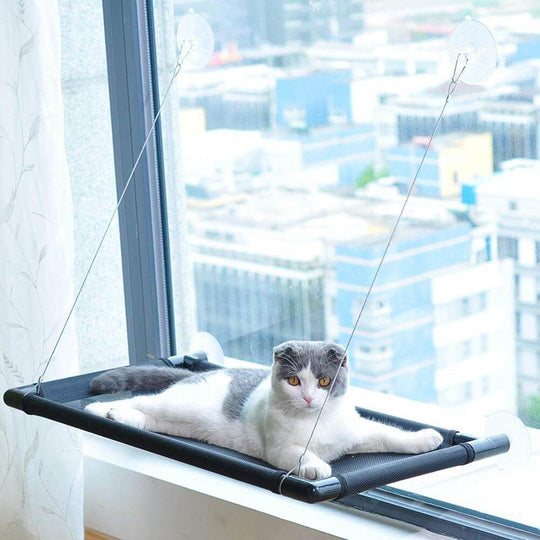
(0, 1), (83, 539)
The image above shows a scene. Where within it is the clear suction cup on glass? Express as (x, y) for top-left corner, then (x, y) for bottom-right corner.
(189, 331), (225, 366)
(176, 12), (214, 68)
(448, 19), (497, 84)
(485, 411), (531, 468)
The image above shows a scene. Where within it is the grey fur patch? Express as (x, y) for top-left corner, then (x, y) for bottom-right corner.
(273, 340), (349, 398)
(90, 366), (195, 394)
(222, 368), (269, 420)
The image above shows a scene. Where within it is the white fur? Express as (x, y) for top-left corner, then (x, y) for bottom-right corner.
(85, 367), (443, 480)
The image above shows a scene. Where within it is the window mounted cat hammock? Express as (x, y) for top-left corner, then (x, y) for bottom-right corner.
(4, 354), (510, 504)
(3, 16), (512, 503)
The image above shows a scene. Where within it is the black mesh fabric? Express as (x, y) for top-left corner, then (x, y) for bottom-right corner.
(8, 369), (483, 502)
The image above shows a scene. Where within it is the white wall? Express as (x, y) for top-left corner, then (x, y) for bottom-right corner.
(84, 458), (339, 540)
(432, 259), (517, 414)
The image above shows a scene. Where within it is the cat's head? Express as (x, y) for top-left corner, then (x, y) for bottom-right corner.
(271, 340), (348, 412)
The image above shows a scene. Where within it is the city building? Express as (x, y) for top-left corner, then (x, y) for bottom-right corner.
(191, 238), (327, 364)
(266, 123), (377, 189)
(174, 0), (364, 50)
(275, 70), (353, 129)
(473, 159), (540, 417)
(254, 0), (364, 46)
(178, 65), (274, 131)
(387, 132), (493, 198)
(333, 195), (516, 414)
(391, 81), (491, 144)
(479, 89), (540, 169)
(186, 190), (349, 363)
(186, 186), (516, 415)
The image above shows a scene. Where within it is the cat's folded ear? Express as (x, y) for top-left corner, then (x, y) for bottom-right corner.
(273, 342), (295, 362)
(328, 345), (347, 365)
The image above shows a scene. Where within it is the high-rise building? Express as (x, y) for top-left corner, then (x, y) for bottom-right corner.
(474, 160), (540, 421)
(187, 190), (342, 364)
(334, 200), (516, 414)
(178, 66), (274, 131)
(174, 0), (364, 50)
(479, 90), (540, 169)
(254, 0), (364, 46)
(191, 239), (327, 364)
(392, 82), (489, 144)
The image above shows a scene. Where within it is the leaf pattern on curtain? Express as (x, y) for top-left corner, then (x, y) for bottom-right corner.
(0, 1), (83, 539)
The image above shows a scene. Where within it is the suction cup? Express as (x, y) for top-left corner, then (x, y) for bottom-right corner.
(485, 411), (531, 469)
(448, 18), (497, 84)
(176, 12), (214, 68)
(189, 331), (225, 366)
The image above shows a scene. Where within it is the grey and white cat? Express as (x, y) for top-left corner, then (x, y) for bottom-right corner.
(85, 340), (443, 480)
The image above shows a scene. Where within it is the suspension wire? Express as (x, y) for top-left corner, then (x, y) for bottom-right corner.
(36, 41), (193, 394)
(278, 53), (469, 494)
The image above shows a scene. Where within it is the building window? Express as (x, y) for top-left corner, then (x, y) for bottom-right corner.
(498, 237), (518, 260)
(509, 201), (518, 211)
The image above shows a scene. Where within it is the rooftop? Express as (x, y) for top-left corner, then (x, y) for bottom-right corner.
(189, 187), (463, 261)
(477, 160), (540, 200)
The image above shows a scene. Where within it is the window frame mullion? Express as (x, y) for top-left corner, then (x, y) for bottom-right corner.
(101, 0), (175, 365)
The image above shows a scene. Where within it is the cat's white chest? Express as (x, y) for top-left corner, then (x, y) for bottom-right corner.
(267, 405), (350, 462)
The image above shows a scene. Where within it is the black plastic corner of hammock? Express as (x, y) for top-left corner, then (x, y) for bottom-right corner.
(3, 357), (510, 504)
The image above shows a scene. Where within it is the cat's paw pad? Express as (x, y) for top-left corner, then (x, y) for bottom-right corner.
(409, 429), (443, 453)
(85, 401), (113, 418)
(106, 407), (146, 429)
(298, 457), (332, 480)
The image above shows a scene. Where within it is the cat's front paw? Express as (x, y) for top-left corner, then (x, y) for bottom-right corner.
(409, 429), (443, 453)
(106, 407), (146, 429)
(298, 456), (332, 480)
(85, 401), (112, 418)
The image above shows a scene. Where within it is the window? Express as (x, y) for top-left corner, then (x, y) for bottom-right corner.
(96, 0), (539, 532)
(498, 236), (518, 260)
(435, 291), (488, 323)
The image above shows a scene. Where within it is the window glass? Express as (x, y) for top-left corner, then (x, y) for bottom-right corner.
(153, 0), (538, 526)
(59, 0), (128, 372)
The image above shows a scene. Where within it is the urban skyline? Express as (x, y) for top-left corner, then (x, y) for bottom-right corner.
(174, 3), (540, 425)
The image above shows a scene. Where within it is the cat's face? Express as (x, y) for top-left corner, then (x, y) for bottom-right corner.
(271, 341), (348, 413)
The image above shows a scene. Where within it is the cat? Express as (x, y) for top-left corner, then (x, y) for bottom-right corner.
(85, 340), (443, 480)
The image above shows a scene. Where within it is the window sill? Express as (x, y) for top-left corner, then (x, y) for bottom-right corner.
(83, 433), (430, 538)
(82, 357), (539, 535)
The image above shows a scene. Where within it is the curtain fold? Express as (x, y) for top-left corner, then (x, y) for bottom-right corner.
(0, 1), (83, 539)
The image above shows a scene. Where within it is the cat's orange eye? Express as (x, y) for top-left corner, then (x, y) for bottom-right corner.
(319, 377), (331, 387)
(287, 376), (300, 386)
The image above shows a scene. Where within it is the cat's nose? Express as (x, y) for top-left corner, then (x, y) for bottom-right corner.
(303, 396), (313, 404)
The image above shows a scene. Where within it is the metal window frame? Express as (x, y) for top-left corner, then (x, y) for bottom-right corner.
(340, 486), (539, 539)
(101, 0), (175, 365)
(100, 3), (539, 539)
